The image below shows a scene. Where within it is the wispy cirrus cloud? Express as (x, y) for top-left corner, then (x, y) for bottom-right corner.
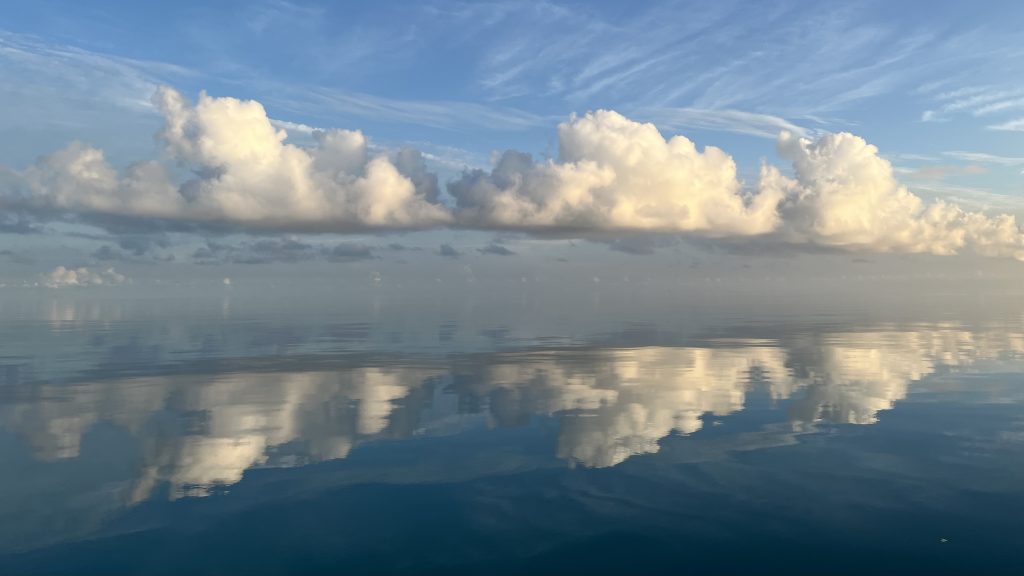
(988, 118), (1024, 132)
(922, 87), (1024, 122)
(462, 0), (1011, 128)
(639, 107), (812, 139)
(0, 25), (546, 162)
(267, 85), (548, 133)
(943, 151), (1024, 166)
(909, 181), (1024, 214)
(0, 31), (193, 114)
(920, 84), (1024, 131)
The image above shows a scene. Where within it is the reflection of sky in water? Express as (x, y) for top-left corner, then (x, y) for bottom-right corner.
(2, 291), (1024, 572)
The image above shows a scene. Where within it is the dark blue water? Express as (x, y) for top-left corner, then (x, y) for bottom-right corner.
(1, 288), (1023, 574)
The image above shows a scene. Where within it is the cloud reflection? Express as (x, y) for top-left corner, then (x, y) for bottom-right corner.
(457, 346), (790, 467)
(4, 325), (1023, 505)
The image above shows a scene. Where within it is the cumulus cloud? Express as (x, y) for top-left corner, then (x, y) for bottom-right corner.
(764, 131), (1024, 259)
(42, 266), (127, 288)
(449, 109), (782, 235)
(6, 87), (451, 232)
(451, 112), (1024, 259)
(4, 86), (1024, 260)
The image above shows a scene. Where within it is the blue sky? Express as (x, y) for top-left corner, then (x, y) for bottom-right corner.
(2, 0), (1024, 284)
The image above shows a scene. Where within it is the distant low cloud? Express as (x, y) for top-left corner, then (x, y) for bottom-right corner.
(89, 232), (175, 262)
(326, 242), (375, 262)
(385, 242), (423, 252)
(3, 86), (1024, 261)
(91, 245), (128, 262)
(192, 237), (376, 265)
(0, 212), (43, 234)
(438, 243), (461, 259)
(478, 243), (516, 256)
(42, 266), (127, 288)
(603, 235), (670, 255)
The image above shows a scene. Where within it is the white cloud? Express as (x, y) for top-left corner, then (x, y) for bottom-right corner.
(449, 109), (783, 235)
(922, 87), (1024, 123)
(42, 266), (127, 288)
(943, 151), (1024, 166)
(988, 117), (1024, 132)
(5, 87), (1024, 260)
(268, 118), (321, 135)
(939, 88), (1024, 115)
(763, 131), (1024, 259)
(641, 107), (812, 139)
(10, 87), (451, 231)
(0, 31), (191, 116)
(451, 112), (1024, 259)
(973, 97), (1024, 116)
(154, 87), (450, 229)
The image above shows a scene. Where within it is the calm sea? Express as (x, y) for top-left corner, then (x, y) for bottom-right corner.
(1, 284), (1022, 573)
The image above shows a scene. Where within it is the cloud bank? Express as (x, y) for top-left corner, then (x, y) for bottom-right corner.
(42, 266), (127, 288)
(10, 87), (450, 232)
(3, 86), (1024, 260)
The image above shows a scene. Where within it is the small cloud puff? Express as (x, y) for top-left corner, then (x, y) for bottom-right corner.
(42, 266), (127, 288)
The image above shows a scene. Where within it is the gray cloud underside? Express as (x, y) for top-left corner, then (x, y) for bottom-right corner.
(3, 87), (1024, 261)
(192, 237), (378, 265)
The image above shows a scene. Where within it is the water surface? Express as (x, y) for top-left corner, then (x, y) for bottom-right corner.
(1, 287), (1023, 573)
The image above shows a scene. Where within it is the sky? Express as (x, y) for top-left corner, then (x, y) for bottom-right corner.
(2, 0), (1024, 288)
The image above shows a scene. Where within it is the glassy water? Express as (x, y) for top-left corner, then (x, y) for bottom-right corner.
(1, 286), (1023, 573)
